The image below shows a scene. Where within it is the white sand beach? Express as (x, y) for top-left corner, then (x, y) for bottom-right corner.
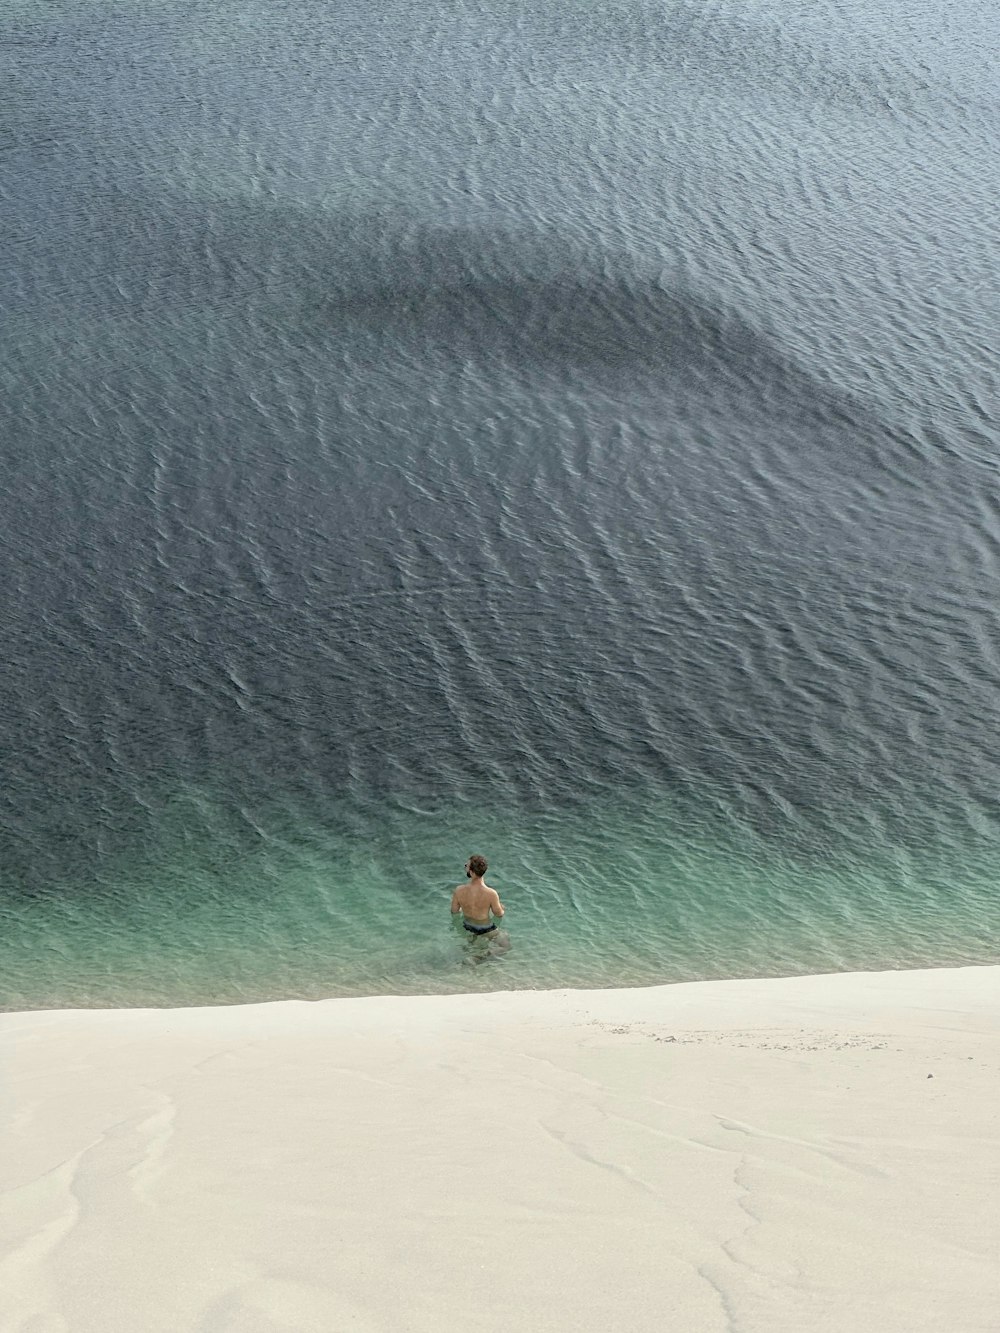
(2, 966), (998, 1333)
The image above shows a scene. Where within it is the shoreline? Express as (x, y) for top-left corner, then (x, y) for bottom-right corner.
(3, 964), (998, 1331)
(5, 952), (1000, 1018)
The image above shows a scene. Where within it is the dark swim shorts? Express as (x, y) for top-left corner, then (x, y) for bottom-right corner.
(463, 920), (498, 936)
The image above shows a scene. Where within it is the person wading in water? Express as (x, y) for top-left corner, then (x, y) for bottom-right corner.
(450, 855), (510, 955)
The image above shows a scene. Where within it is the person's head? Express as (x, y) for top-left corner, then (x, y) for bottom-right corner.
(465, 854), (488, 879)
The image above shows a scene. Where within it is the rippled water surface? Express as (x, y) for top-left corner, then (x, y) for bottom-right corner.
(3, 0), (999, 1007)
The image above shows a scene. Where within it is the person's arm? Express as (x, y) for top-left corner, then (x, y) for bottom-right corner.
(490, 889), (505, 919)
(450, 887), (462, 915)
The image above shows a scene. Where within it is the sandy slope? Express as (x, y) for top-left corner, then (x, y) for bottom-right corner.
(2, 966), (998, 1332)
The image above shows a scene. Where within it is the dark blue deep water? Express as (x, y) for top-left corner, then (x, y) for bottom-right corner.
(2, 0), (999, 1007)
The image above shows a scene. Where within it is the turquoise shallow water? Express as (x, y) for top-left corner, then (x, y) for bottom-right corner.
(2, 0), (999, 1007)
(5, 779), (999, 1009)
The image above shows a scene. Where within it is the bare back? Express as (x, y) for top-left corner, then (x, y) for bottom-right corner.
(451, 878), (504, 925)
